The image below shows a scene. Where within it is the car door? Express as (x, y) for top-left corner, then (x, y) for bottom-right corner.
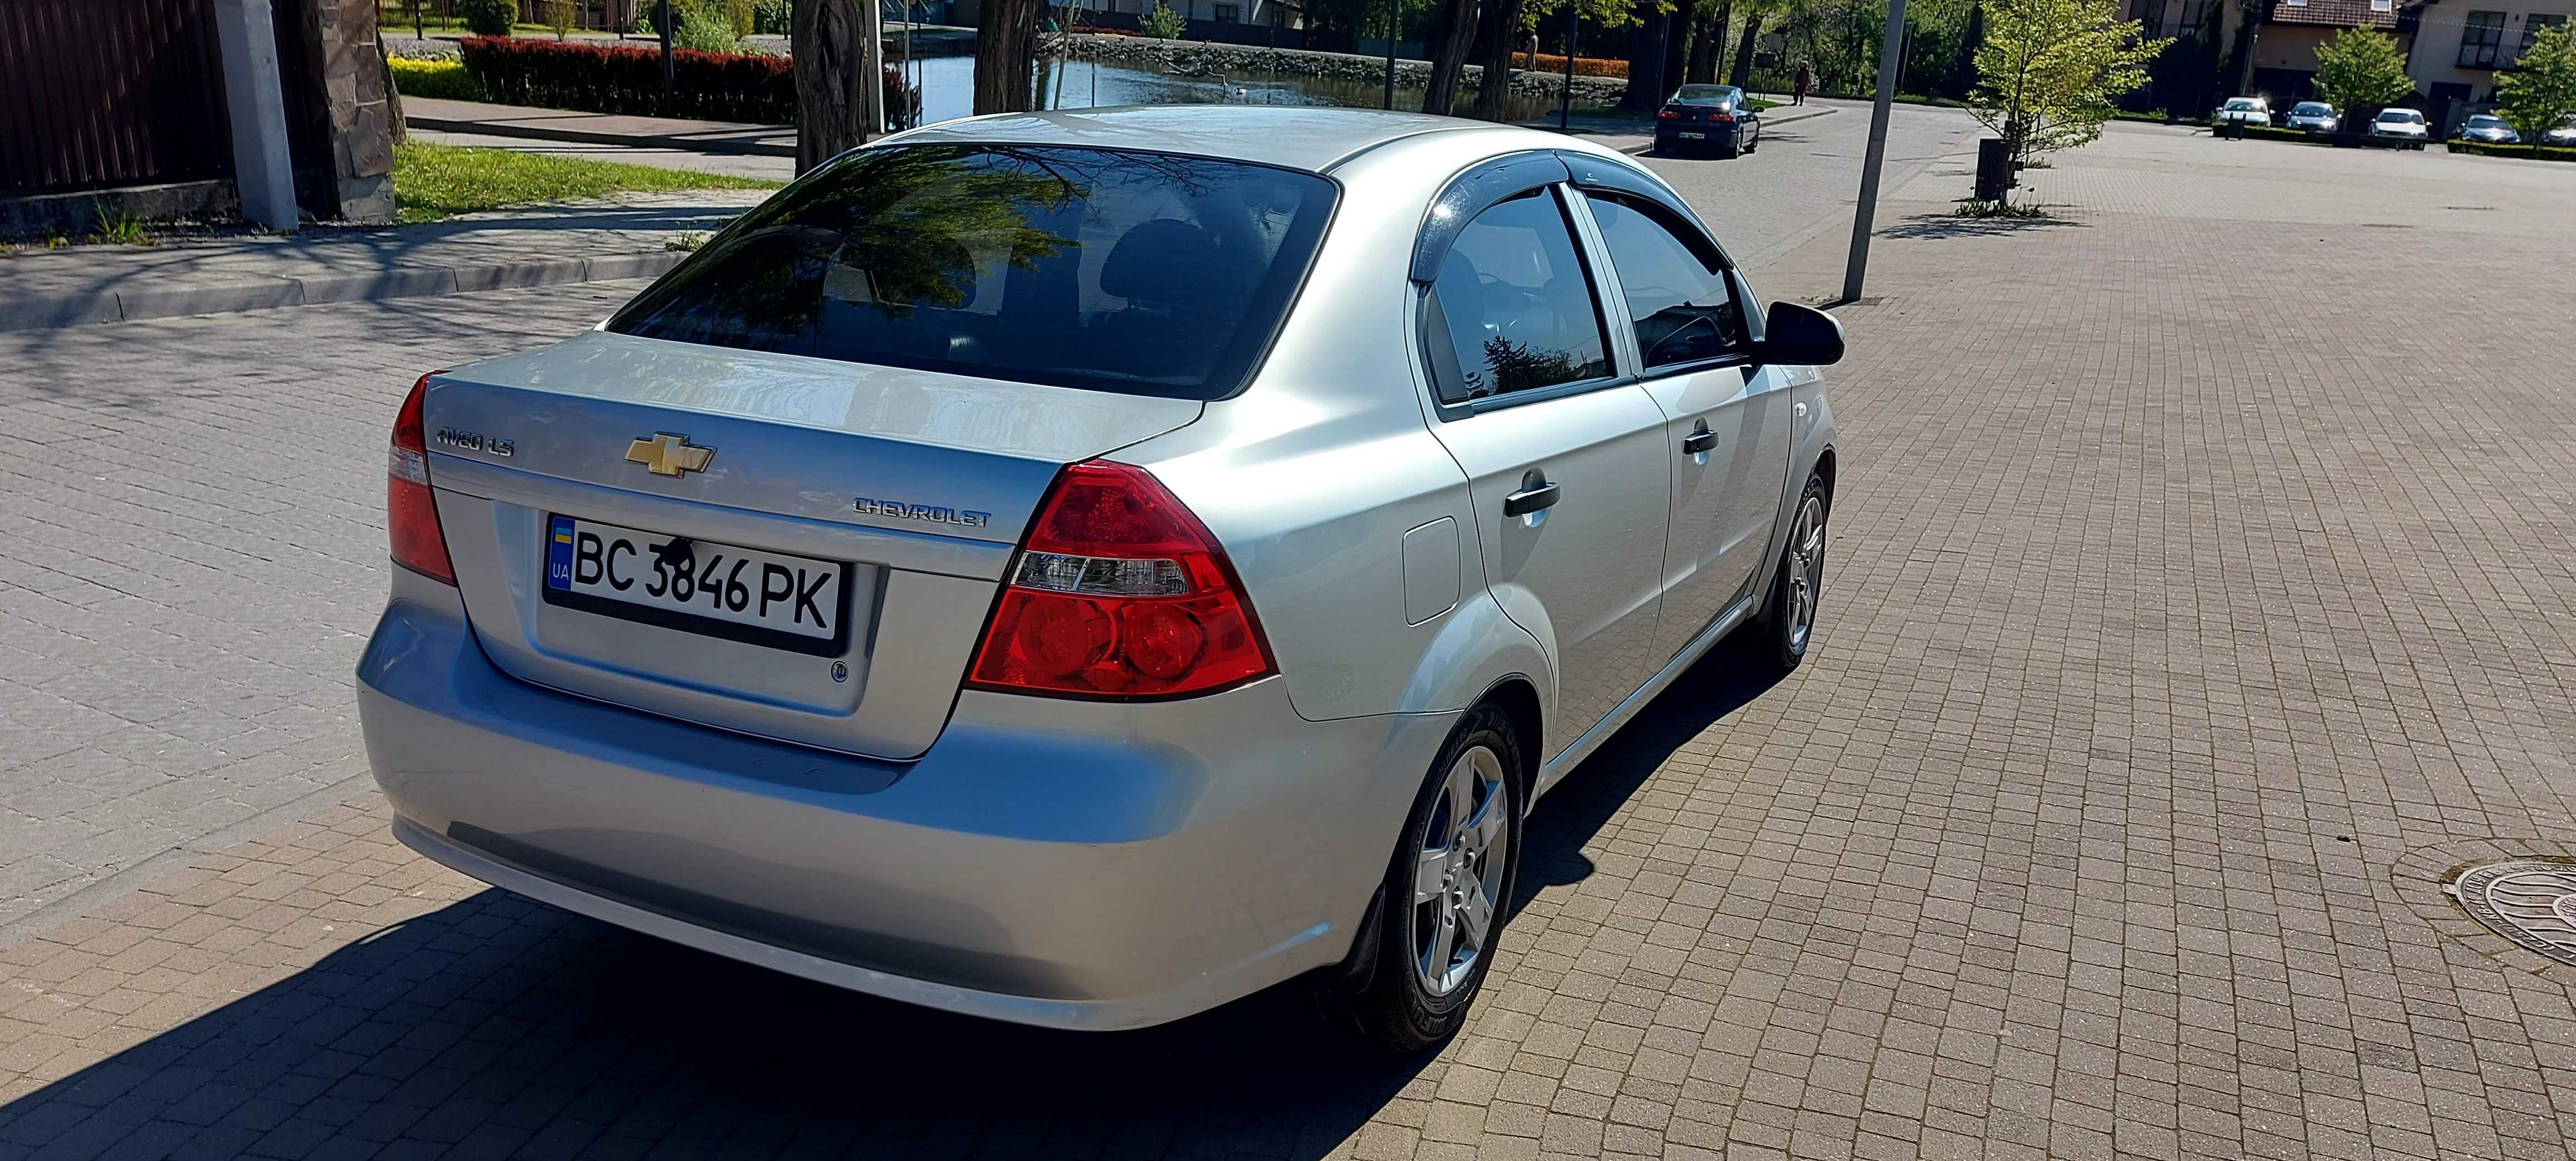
(1416, 183), (1672, 752)
(1574, 191), (1794, 663)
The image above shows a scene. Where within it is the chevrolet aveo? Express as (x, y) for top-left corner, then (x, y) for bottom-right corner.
(358, 106), (1843, 1050)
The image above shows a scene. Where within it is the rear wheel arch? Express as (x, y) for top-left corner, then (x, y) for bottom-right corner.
(1476, 676), (1544, 811)
(1812, 446), (1837, 508)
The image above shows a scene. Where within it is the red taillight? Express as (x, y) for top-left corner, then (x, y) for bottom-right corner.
(967, 460), (1274, 699)
(1656, 108), (1681, 120)
(1709, 110), (1735, 123)
(388, 373), (456, 584)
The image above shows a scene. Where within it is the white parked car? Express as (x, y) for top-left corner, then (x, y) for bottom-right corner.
(2212, 96), (2272, 127)
(2370, 108), (2431, 149)
(2544, 116), (2576, 146)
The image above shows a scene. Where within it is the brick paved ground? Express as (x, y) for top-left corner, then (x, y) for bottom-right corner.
(4, 120), (2576, 1160)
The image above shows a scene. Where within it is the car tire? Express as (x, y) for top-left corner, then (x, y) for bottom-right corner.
(1758, 474), (1829, 674)
(1720, 142), (1741, 159)
(1320, 703), (1524, 1053)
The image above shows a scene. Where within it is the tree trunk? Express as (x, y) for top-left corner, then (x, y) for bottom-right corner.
(1946, 2), (1980, 100)
(1687, 0), (1726, 83)
(1422, 0), (1480, 114)
(1468, 0), (1523, 120)
(794, 0), (863, 174)
(2219, 0), (2262, 100)
(1619, 4), (1671, 109)
(1659, 0), (1694, 99)
(974, 0), (1045, 114)
(1726, 8), (1759, 87)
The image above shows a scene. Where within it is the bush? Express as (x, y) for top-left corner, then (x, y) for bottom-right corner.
(454, 0), (515, 36)
(462, 35), (792, 121)
(389, 57), (486, 100)
(1140, 0), (1186, 38)
(2447, 140), (2576, 162)
(458, 36), (921, 128)
(752, 0), (788, 33)
(1511, 51), (1627, 79)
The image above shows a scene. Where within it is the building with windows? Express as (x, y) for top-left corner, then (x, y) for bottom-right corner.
(2406, 0), (2574, 120)
(2251, 0), (2419, 103)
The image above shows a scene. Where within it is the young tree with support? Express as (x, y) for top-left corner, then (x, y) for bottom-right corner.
(1968, 0), (2165, 190)
(2310, 27), (2412, 126)
(2496, 25), (2576, 144)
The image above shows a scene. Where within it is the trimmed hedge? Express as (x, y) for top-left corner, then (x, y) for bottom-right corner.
(1511, 51), (1627, 79)
(459, 35), (795, 123)
(2447, 140), (2576, 162)
(390, 57), (485, 101)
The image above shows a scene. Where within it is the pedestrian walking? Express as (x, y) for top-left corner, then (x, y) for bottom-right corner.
(1794, 63), (1812, 106)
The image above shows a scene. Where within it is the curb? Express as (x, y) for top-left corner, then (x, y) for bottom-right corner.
(3, 250), (686, 331)
(408, 114), (798, 158)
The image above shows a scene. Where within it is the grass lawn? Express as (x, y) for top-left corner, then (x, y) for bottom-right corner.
(391, 140), (782, 223)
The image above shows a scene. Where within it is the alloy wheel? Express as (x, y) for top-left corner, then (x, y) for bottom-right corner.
(1785, 494), (1826, 655)
(1413, 745), (1510, 997)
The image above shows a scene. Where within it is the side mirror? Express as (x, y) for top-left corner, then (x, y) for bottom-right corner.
(1759, 301), (1845, 367)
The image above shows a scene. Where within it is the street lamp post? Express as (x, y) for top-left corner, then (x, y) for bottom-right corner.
(658, 0), (675, 117)
(1840, 0), (1905, 302)
(1559, 3), (1577, 130)
(1383, 0), (1399, 109)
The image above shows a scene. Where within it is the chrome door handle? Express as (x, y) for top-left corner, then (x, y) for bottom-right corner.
(1503, 472), (1561, 516)
(1681, 426), (1718, 455)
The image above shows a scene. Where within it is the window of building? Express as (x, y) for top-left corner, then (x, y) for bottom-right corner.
(1214, 3), (1240, 19)
(1421, 190), (1612, 404)
(2522, 13), (2568, 59)
(2461, 11), (2507, 67)
(2369, 0), (2390, 12)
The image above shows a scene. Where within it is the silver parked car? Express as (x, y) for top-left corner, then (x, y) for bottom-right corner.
(2284, 100), (2339, 133)
(358, 106), (1843, 1049)
(2455, 113), (2520, 143)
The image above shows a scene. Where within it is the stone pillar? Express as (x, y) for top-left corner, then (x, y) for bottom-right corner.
(212, 0), (301, 231)
(305, 0), (398, 222)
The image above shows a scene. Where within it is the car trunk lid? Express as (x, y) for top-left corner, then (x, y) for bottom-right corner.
(422, 330), (1201, 760)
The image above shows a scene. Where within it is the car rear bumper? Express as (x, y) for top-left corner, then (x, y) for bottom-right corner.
(355, 578), (1457, 1030)
(1658, 126), (1742, 149)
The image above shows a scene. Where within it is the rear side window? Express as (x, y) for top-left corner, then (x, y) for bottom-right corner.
(1421, 189), (1613, 405)
(1584, 193), (1747, 369)
(607, 145), (1336, 399)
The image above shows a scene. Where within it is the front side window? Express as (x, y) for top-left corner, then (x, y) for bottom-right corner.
(1421, 189), (1613, 404)
(607, 144), (1336, 400)
(1583, 193), (1746, 370)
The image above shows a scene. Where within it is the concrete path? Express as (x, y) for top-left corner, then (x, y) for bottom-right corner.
(0, 190), (767, 332)
(401, 97), (796, 158)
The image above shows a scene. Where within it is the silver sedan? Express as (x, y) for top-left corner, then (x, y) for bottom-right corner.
(357, 106), (1843, 1049)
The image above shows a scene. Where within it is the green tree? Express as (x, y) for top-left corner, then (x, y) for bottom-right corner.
(1140, 0), (1188, 37)
(2496, 24), (2576, 143)
(1968, 0), (2165, 185)
(2311, 27), (2412, 117)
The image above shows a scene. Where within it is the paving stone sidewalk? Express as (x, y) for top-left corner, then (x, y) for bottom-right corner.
(0, 190), (765, 331)
(5, 126), (2576, 1160)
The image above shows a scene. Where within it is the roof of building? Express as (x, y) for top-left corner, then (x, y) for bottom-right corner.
(2263, 0), (2421, 30)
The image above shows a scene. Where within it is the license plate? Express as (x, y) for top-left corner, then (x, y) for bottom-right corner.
(1679, 131), (1705, 139)
(542, 515), (849, 655)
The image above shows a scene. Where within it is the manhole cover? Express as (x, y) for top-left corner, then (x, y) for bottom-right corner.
(2448, 861), (2576, 965)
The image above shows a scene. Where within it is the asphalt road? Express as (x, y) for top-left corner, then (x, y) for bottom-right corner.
(1634, 99), (1985, 273)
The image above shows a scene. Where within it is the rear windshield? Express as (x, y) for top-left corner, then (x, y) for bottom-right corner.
(607, 144), (1338, 399)
(1672, 86), (1736, 105)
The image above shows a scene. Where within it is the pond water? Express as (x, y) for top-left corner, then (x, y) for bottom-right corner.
(894, 53), (1599, 128)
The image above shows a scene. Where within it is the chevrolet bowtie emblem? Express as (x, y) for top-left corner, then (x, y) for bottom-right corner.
(625, 433), (715, 477)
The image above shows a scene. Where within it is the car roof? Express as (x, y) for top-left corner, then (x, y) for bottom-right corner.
(881, 105), (1506, 174)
